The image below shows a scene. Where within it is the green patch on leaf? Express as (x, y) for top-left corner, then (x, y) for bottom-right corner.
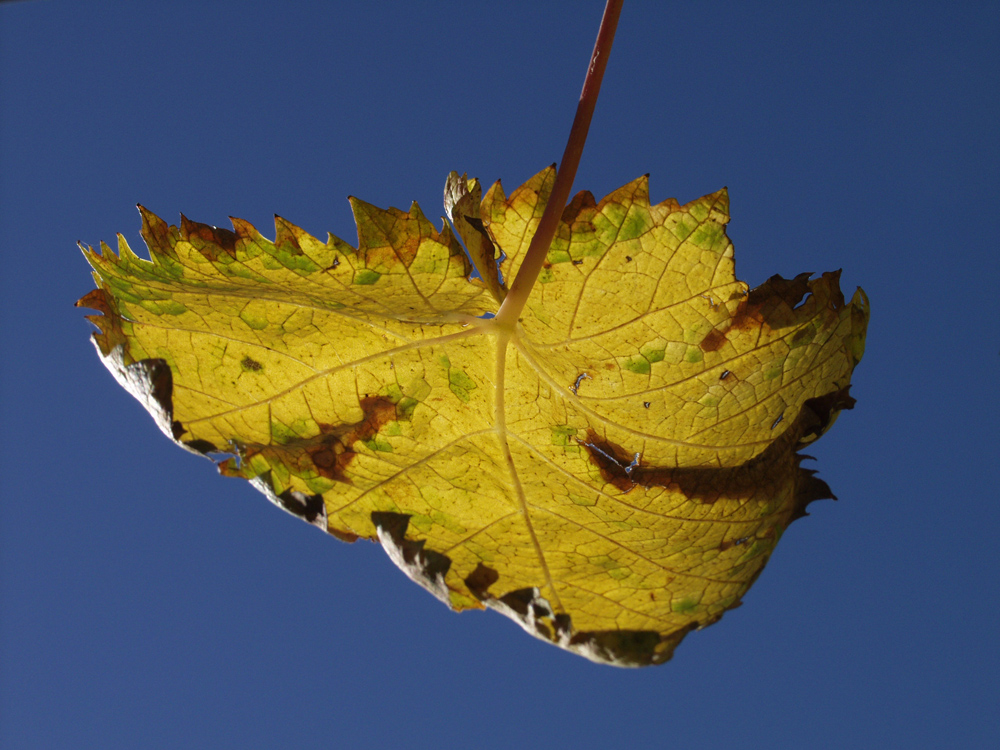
(364, 436), (394, 452)
(623, 356), (651, 375)
(397, 397), (419, 421)
(304, 476), (335, 495)
(274, 246), (320, 274)
(239, 306), (269, 330)
(591, 556), (631, 580)
(138, 298), (187, 315)
(619, 205), (653, 240)
(671, 598), (699, 614)
(380, 383), (404, 402)
(684, 347), (704, 364)
(353, 269), (381, 285)
(640, 343), (665, 363)
(690, 222), (723, 249)
(763, 359), (785, 380)
(551, 425), (579, 446)
(449, 368), (477, 402)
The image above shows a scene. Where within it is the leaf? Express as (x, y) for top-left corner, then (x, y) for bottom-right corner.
(78, 167), (868, 666)
(445, 171), (505, 303)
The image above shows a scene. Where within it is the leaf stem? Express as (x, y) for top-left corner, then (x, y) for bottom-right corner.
(495, 0), (623, 326)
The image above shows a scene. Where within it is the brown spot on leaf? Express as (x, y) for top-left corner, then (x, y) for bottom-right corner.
(700, 328), (728, 352)
(241, 356), (262, 372)
(329, 526), (360, 543)
(477, 582), (691, 666)
(275, 487), (325, 523)
(234, 396), (399, 489)
(565, 625), (697, 667)
(305, 397), (398, 483)
(465, 562), (500, 599)
(373, 511), (453, 604)
(581, 387), (854, 516)
(184, 438), (219, 455)
(246, 471), (330, 533)
(499, 587), (549, 619)
(126, 358), (185, 441)
(561, 190), (598, 224)
(180, 215), (238, 259)
(729, 272), (840, 334)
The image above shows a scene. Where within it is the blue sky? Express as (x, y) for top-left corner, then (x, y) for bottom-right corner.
(2, 1), (998, 747)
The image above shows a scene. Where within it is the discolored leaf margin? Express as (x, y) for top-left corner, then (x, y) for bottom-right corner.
(78, 167), (868, 667)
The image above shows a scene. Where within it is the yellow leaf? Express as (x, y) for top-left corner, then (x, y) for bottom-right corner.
(78, 167), (868, 666)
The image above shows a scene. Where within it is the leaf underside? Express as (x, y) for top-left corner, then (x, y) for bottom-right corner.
(78, 166), (868, 666)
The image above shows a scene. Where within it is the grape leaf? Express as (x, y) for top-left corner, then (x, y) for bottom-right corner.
(78, 166), (868, 666)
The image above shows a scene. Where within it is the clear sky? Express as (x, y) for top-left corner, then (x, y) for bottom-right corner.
(2, 1), (998, 747)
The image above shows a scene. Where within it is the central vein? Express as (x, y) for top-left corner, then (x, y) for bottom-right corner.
(493, 327), (562, 612)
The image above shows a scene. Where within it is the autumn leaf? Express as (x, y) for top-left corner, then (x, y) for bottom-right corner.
(78, 166), (868, 666)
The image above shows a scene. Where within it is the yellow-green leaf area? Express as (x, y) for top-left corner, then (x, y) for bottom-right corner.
(623, 356), (651, 375)
(79, 166), (868, 667)
(353, 269), (381, 285)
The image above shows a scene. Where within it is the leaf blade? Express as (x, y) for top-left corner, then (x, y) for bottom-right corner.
(79, 169), (868, 666)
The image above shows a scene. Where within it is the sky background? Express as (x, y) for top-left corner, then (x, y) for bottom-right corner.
(2, 0), (998, 747)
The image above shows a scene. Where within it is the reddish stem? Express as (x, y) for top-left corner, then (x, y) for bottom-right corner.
(496, 0), (624, 325)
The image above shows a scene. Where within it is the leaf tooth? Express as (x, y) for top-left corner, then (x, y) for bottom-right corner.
(273, 215), (305, 252)
(700, 186), (730, 223)
(75, 286), (113, 316)
(116, 233), (143, 265)
(137, 204), (177, 261)
(349, 196), (427, 271)
(480, 177), (508, 219)
(406, 199), (433, 230)
(599, 173), (651, 211)
(229, 216), (264, 245)
(347, 195), (380, 235)
(505, 164), (557, 217)
(77, 242), (103, 277)
(96, 239), (118, 263)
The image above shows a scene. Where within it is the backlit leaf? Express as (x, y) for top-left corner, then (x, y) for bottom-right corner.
(78, 167), (868, 666)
